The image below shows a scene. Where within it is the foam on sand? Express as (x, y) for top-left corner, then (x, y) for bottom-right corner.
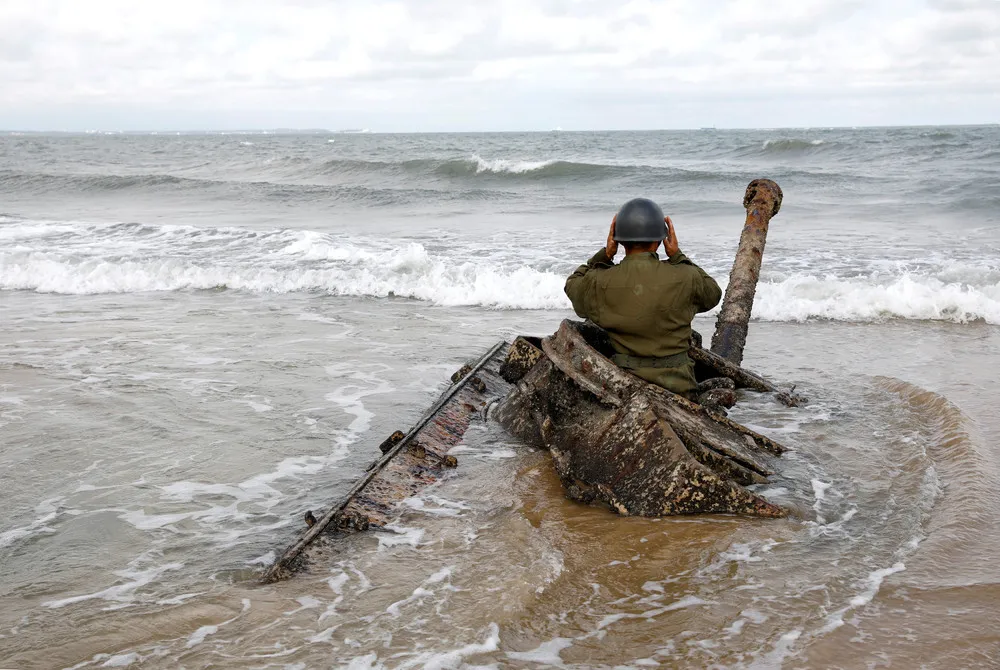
(506, 637), (575, 663)
(0, 497), (62, 549)
(817, 562), (907, 634)
(43, 561), (185, 609)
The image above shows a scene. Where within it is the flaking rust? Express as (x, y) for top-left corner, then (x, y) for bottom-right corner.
(263, 180), (803, 582)
(712, 179), (783, 367)
(492, 320), (788, 518)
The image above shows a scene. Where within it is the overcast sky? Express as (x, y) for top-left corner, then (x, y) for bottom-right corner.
(2, 0), (998, 131)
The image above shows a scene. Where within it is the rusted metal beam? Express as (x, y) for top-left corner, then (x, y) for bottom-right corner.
(689, 344), (805, 407)
(710, 179), (783, 366)
(261, 341), (506, 583)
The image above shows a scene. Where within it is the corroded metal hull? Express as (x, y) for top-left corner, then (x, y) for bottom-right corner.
(494, 320), (787, 519)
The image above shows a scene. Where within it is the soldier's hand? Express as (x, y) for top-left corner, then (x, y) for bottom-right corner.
(664, 216), (680, 258)
(606, 215), (619, 259)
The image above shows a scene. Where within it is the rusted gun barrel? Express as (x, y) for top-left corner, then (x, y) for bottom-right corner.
(710, 179), (783, 366)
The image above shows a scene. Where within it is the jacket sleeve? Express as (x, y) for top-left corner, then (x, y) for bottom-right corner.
(564, 248), (613, 320)
(668, 251), (723, 313)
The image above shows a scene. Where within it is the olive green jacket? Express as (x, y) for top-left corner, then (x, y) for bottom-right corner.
(564, 248), (722, 396)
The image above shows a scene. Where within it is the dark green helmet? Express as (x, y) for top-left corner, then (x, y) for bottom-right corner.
(613, 198), (667, 242)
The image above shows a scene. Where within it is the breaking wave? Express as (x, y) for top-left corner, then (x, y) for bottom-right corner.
(754, 273), (1000, 324)
(1, 248), (565, 309)
(725, 138), (837, 159)
(444, 155), (608, 177)
(2, 221), (998, 323)
(287, 155), (623, 180)
(761, 138), (828, 152)
(0, 222), (565, 309)
(0, 156), (719, 196)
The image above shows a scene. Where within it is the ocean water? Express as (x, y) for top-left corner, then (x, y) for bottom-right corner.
(1, 127), (999, 668)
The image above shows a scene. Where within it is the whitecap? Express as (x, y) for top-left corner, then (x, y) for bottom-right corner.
(470, 154), (555, 174)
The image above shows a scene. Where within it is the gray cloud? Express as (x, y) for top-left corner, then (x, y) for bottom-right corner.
(0, 0), (997, 130)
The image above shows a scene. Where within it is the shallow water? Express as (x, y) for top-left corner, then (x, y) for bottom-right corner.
(2, 293), (999, 668)
(2, 128), (999, 668)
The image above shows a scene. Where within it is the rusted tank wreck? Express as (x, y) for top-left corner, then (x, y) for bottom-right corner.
(495, 320), (790, 520)
(263, 179), (799, 583)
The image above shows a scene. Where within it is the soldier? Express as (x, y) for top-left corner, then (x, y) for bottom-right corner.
(564, 198), (722, 399)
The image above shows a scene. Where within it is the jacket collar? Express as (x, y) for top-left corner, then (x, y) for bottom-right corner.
(621, 252), (659, 264)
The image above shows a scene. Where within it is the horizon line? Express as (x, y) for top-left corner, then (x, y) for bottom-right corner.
(2, 122), (998, 136)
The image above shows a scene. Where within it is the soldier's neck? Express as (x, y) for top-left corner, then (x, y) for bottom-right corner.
(624, 246), (659, 257)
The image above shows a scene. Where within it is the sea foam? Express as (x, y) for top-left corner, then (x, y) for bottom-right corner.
(2, 220), (998, 323)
